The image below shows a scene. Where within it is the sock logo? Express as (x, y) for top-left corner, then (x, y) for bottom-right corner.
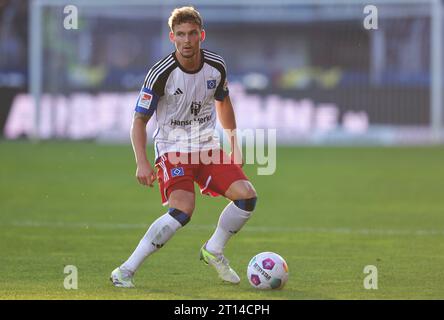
(152, 242), (164, 249)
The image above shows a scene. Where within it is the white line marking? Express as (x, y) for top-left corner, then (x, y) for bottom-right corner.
(2, 220), (444, 236)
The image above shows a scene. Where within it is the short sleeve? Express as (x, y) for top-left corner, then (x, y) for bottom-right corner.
(203, 50), (230, 102)
(135, 55), (176, 115)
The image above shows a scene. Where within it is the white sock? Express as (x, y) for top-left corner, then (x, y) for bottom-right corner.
(121, 212), (183, 274)
(206, 201), (253, 255)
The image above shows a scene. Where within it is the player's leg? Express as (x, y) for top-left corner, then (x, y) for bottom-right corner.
(111, 154), (195, 287)
(205, 179), (257, 256)
(197, 150), (258, 283)
(111, 187), (195, 288)
(199, 179), (257, 284)
(167, 188), (195, 217)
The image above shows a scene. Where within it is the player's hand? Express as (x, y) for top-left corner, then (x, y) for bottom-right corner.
(230, 147), (244, 168)
(135, 161), (156, 187)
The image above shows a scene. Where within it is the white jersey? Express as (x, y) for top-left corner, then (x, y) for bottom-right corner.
(135, 49), (229, 160)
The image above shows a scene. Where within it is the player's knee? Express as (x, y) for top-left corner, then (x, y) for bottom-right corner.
(167, 199), (194, 220)
(168, 188), (195, 217)
(234, 196), (257, 212)
(246, 186), (257, 199)
(239, 184), (257, 201)
(168, 208), (192, 226)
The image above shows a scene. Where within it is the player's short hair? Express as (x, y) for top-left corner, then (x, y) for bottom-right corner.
(168, 6), (203, 32)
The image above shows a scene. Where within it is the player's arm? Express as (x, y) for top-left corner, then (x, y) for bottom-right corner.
(215, 95), (243, 167)
(132, 80), (161, 187)
(131, 112), (156, 187)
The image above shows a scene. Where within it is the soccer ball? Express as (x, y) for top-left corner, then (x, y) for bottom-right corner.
(247, 252), (289, 290)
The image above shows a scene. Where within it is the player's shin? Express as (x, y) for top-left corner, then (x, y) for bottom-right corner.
(205, 197), (257, 255)
(120, 208), (190, 274)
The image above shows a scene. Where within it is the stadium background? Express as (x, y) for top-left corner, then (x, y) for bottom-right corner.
(1, 0), (444, 300)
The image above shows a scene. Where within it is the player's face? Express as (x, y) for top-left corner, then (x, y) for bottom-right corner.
(170, 23), (205, 59)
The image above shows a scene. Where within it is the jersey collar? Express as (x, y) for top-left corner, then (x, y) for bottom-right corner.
(172, 49), (204, 74)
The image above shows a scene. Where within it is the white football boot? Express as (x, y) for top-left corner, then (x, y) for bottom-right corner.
(110, 267), (135, 288)
(200, 243), (240, 284)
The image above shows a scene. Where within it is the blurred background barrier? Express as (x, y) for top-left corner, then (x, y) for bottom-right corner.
(1, 0), (443, 144)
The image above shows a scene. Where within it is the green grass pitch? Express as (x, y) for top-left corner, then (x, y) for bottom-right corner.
(1, 141), (444, 299)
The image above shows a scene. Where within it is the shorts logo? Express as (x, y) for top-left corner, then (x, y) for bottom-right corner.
(171, 167), (185, 177)
(207, 79), (216, 89)
(138, 92), (152, 109)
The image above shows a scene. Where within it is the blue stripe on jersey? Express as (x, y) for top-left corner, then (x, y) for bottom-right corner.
(135, 87), (159, 115)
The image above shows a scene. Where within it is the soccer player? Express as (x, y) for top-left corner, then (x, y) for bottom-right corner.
(110, 6), (257, 288)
